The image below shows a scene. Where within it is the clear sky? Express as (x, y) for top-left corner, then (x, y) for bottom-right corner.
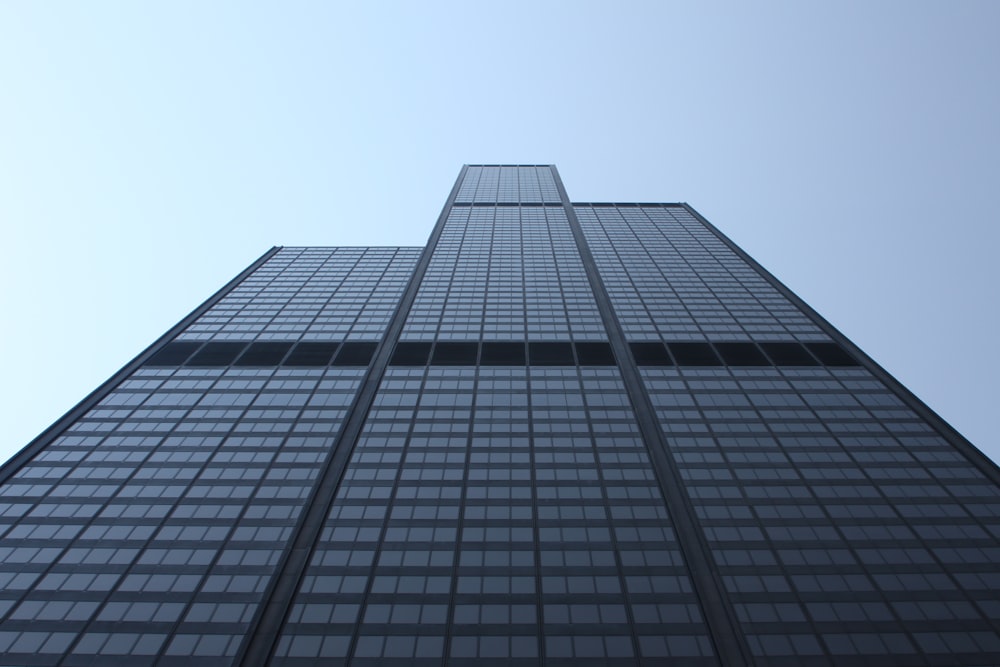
(1, 1), (997, 465)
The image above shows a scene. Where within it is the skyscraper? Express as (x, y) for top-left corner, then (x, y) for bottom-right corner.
(1, 165), (997, 666)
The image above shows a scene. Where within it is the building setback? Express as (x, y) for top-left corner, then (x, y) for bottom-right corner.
(0, 165), (997, 666)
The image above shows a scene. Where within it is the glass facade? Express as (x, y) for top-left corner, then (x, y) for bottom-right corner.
(0, 165), (997, 666)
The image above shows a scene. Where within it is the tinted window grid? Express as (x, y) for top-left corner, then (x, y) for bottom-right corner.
(576, 205), (827, 343)
(641, 365), (1000, 662)
(271, 365), (718, 666)
(177, 247), (420, 342)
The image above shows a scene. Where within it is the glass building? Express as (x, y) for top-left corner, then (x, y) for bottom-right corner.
(1, 165), (998, 666)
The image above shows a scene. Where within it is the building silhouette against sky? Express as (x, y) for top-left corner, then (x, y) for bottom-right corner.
(1, 165), (997, 666)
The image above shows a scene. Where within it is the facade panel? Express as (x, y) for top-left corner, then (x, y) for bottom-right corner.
(271, 363), (717, 665)
(0, 166), (997, 666)
(402, 206), (602, 341)
(177, 247), (421, 342)
(642, 364), (1000, 665)
(576, 205), (826, 342)
(0, 247), (419, 665)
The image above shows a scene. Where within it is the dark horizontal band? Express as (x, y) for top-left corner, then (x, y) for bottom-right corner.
(144, 339), (857, 369)
(388, 341), (616, 367)
(145, 340), (381, 369)
(451, 201), (564, 207)
(630, 340), (858, 368)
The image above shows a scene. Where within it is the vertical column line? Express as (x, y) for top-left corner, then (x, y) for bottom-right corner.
(0, 245), (283, 486)
(680, 202), (1000, 487)
(237, 166), (470, 666)
(551, 167), (754, 667)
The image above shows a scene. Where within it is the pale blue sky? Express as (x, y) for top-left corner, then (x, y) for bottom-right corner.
(1, 2), (997, 464)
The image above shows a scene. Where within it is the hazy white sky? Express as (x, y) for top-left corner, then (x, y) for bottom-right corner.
(1, 1), (997, 464)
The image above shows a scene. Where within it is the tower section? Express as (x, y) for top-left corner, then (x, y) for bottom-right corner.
(578, 202), (1000, 665)
(0, 166), (996, 667)
(267, 166), (723, 666)
(0, 247), (421, 665)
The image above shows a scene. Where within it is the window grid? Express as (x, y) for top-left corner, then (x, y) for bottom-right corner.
(272, 365), (718, 666)
(642, 365), (1000, 661)
(577, 206), (828, 342)
(177, 248), (420, 342)
(0, 365), (366, 665)
(402, 207), (604, 342)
